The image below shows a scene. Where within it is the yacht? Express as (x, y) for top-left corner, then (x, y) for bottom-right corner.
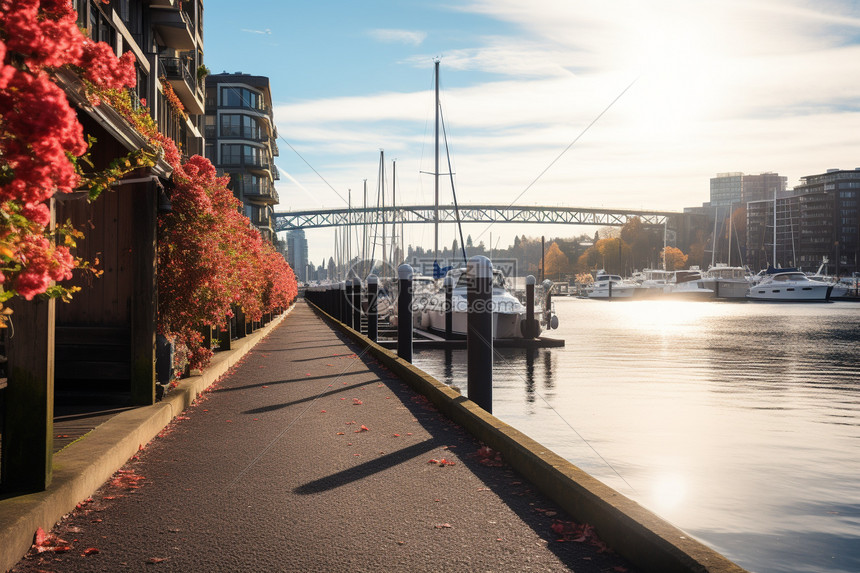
(587, 270), (644, 299)
(701, 264), (752, 299)
(631, 268), (673, 297)
(420, 267), (538, 338)
(746, 270), (833, 302)
(667, 268), (714, 300)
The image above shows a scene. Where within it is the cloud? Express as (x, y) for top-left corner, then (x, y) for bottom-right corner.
(368, 28), (427, 46)
(241, 28), (271, 35)
(276, 0), (860, 230)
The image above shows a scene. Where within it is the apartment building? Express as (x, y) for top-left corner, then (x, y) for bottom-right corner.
(204, 73), (281, 243)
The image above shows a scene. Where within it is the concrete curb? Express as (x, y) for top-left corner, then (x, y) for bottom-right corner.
(309, 301), (748, 573)
(0, 307), (292, 573)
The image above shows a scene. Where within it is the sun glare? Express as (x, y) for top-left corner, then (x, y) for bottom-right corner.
(621, 4), (726, 137)
(651, 473), (689, 513)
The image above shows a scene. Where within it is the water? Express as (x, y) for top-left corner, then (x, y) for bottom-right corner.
(412, 298), (860, 573)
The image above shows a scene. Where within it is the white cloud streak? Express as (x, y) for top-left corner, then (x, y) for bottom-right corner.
(275, 0), (860, 260)
(368, 28), (427, 46)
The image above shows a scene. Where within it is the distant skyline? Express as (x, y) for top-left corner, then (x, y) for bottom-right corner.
(204, 0), (860, 264)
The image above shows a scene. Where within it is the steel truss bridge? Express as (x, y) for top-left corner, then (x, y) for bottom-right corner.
(273, 204), (684, 232)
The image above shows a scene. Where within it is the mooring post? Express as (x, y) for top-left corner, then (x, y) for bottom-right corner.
(542, 279), (555, 329)
(367, 274), (378, 342)
(339, 281), (347, 324)
(344, 279), (353, 328)
(352, 277), (362, 331)
(525, 274), (536, 339)
(467, 255), (493, 413)
(397, 264), (413, 362)
(444, 274), (454, 339)
(608, 279), (613, 299)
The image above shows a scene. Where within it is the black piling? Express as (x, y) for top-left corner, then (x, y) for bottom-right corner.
(397, 264), (413, 362)
(351, 277), (361, 331)
(444, 274), (454, 339)
(467, 255), (493, 413)
(367, 274), (378, 342)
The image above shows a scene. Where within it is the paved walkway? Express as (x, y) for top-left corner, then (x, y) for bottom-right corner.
(13, 302), (635, 572)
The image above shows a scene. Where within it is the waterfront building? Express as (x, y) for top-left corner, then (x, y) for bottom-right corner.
(745, 168), (860, 274)
(710, 172), (786, 208)
(745, 191), (799, 271)
(792, 168), (860, 275)
(5, 0), (207, 491)
(204, 73), (281, 243)
(286, 229), (309, 283)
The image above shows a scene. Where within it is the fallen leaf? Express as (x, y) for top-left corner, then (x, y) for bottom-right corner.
(82, 547), (100, 556)
(148, 556), (169, 563)
(336, 432), (345, 435)
(434, 523), (452, 529)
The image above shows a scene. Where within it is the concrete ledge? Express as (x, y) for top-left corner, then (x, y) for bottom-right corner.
(0, 307), (292, 573)
(309, 301), (748, 573)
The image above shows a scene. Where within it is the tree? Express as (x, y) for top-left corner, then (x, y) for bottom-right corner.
(661, 246), (688, 271)
(542, 242), (570, 280)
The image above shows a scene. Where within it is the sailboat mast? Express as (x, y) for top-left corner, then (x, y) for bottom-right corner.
(773, 189), (777, 267)
(392, 159), (397, 266)
(434, 59), (440, 264)
(728, 203), (733, 267)
(347, 189), (351, 274)
(380, 150), (386, 278)
(363, 179), (367, 276)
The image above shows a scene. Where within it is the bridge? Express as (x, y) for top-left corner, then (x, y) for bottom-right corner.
(273, 204), (685, 232)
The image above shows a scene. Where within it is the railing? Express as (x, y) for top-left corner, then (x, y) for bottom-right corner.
(160, 57), (196, 91)
(243, 183), (279, 204)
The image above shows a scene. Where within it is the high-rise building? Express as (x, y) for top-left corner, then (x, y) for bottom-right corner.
(204, 73), (280, 243)
(286, 229), (309, 282)
(793, 168), (860, 274)
(709, 172), (786, 208)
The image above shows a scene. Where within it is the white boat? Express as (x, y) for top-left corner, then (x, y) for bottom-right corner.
(746, 270), (833, 302)
(631, 268), (673, 297)
(667, 268), (714, 300)
(420, 267), (536, 338)
(806, 260), (851, 299)
(587, 271), (644, 299)
(701, 264), (752, 299)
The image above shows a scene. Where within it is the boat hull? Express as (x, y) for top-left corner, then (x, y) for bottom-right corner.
(746, 284), (833, 301)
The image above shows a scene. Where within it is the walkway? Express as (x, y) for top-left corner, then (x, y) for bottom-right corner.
(12, 301), (635, 572)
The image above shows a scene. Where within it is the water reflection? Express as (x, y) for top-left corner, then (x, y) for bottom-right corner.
(413, 299), (860, 573)
(524, 348), (536, 403)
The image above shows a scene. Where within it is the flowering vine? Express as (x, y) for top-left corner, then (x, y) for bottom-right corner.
(0, 0), (145, 321)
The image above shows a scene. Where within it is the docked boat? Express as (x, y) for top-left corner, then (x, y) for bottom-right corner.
(587, 271), (643, 299)
(746, 269), (833, 302)
(631, 268), (673, 297)
(667, 268), (714, 300)
(701, 264), (752, 299)
(420, 267), (537, 338)
(806, 260), (851, 299)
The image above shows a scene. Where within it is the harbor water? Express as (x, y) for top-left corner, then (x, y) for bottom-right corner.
(411, 297), (860, 573)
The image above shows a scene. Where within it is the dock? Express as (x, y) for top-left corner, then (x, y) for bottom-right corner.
(5, 301), (746, 573)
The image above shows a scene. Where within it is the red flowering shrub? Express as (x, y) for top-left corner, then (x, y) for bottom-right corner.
(157, 154), (297, 371)
(0, 0), (140, 317)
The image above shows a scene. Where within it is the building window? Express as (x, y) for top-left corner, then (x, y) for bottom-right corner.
(221, 143), (243, 165)
(221, 86), (262, 110)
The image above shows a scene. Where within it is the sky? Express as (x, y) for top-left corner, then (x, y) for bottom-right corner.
(203, 0), (860, 267)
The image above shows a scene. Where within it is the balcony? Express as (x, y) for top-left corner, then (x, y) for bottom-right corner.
(150, 6), (195, 50)
(242, 183), (279, 205)
(249, 208), (272, 227)
(160, 57), (204, 115)
(270, 137), (279, 156)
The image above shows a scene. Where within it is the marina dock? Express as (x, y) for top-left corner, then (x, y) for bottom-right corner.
(5, 301), (745, 572)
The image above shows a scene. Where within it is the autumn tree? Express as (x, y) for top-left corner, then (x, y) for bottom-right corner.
(661, 246), (688, 271)
(541, 241), (570, 280)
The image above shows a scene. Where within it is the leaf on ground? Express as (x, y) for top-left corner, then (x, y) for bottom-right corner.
(355, 425), (370, 432)
(336, 432), (345, 435)
(352, 398), (363, 405)
(81, 547), (100, 556)
(434, 523), (452, 529)
(148, 556), (169, 563)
